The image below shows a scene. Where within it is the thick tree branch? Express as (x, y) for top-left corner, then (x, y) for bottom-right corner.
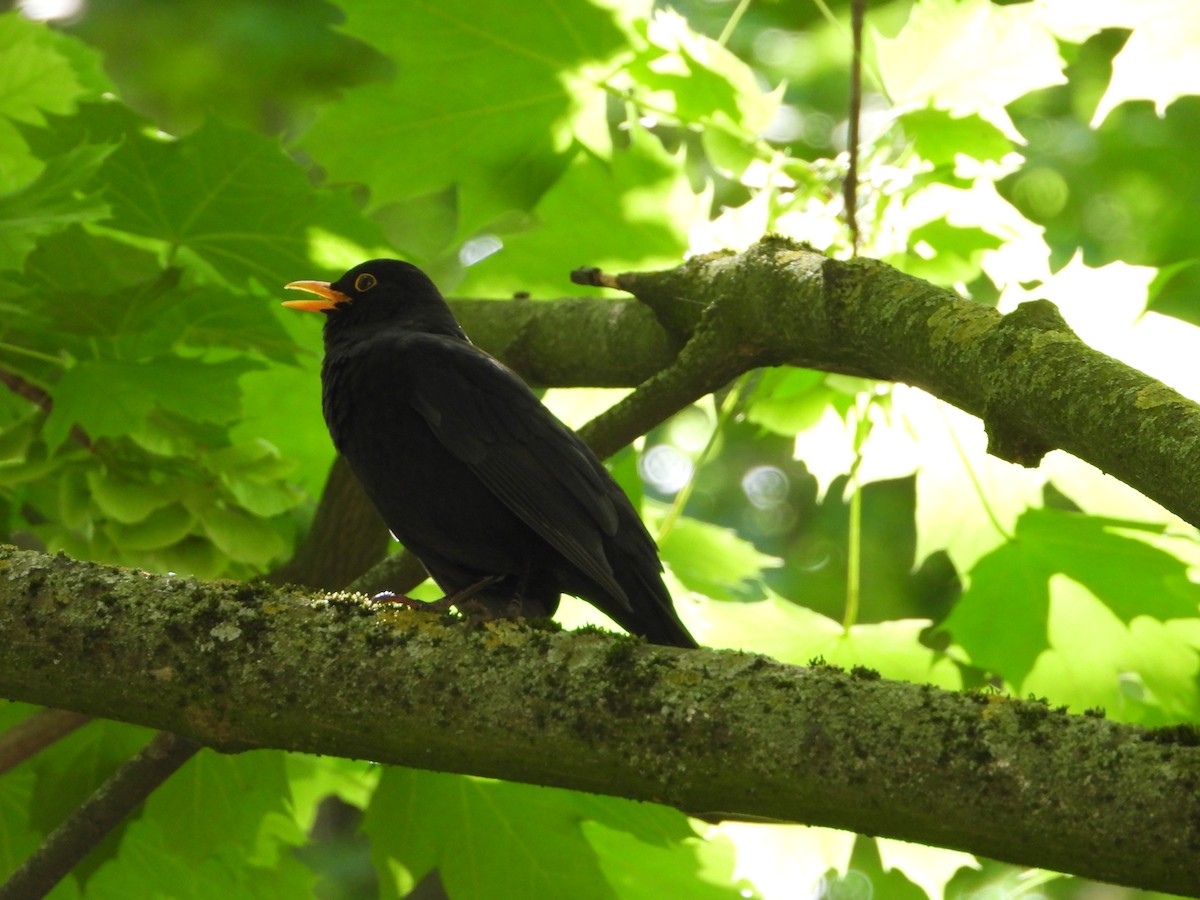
(566, 237), (1200, 528)
(1, 546), (1197, 896)
(452, 295), (681, 388)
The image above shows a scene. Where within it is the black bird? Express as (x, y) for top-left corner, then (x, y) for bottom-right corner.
(283, 259), (697, 648)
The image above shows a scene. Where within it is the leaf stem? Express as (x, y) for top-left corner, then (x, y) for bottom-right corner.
(717, 0), (754, 46)
(844, 441), (863, 632)
(0, 342), (67, 368)
(656, 375), (749, 542)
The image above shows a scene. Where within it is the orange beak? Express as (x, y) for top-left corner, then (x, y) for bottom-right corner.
(282, 280), (351, 313)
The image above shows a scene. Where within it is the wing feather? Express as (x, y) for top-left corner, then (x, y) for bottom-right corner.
(402, 337), (634, 611)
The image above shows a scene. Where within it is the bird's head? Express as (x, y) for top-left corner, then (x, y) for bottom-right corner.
(283, 259), (467, 341)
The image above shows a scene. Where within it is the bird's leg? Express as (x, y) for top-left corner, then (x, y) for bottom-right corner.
(376, 574), (504, 615)
(436, 574), (505, 612)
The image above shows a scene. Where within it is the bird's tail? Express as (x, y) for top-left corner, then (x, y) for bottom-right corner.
(616, 566), (698, 649)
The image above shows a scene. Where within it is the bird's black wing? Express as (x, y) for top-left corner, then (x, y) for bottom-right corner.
(399, 335), (637, 613)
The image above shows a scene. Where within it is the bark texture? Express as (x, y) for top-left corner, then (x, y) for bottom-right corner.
(2, 546), (1198, 896)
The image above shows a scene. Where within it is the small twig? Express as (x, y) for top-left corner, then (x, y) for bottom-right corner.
(0, 365), (95, 451)
(570, 267), (624, 291)
(0, 709), (91, 775)
(0, 731), (199, 900)
(843, 0), (867, 255)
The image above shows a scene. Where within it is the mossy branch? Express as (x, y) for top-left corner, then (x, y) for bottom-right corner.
(1, 546), (1198, 896)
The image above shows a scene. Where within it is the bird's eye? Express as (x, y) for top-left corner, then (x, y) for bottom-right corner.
(354, 273), (377, 292)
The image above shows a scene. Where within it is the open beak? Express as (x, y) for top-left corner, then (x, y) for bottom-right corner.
(282, 280), (351, 313)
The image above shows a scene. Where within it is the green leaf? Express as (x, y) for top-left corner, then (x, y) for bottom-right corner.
(0, 769), (49, 892)
(0, 14), (86, 126)
(896, 108), (1013, 167)
(365, 767), (709, 900)
(99, 118), (383, 289)
(300, 0), (641, 236)
(0, 139), (112, 271)
(141, 750), (298, 866)
(462, 130), (705, 298)
(627, 9), (775, 134)
(194, 500), (287, 566)
(1018, 577), (1200, 723)
(23, 226), (170, 339)
(23, 227), (295, 366)
(696, 591), (962, 689)
(940, 508), (1200, 686)
(887, 218), (1003, 286)
(1089, 4), (1200, 125)
(744, 368), (829, 437)
(205, 440), (304, 517)
(0, 453), (69, 488)
(232, 362), (333, 500)
(44, 357), (262, 451)
(0, 413), (35, 461)
(659, 516), (780, 601)
(0, 12), (95, 192)
(28, 719), (154, 839)
(583, 820), (746, 899)
(874, 0), (1066, 117)
(86, 823), (315, 900)
(104, 504), (195, 552)
(285, 754), (379, 834)
(87, 469), (177, 523)
(58, 467), (92, 530)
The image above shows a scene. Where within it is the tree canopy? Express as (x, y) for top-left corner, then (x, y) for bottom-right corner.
(2, 0), (1200, 898)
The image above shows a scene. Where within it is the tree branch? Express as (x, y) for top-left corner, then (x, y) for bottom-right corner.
(0, 708), (90, 775)
(0, 730), (199, 900)
(568, 238), (1200, 528)
(1, 546), (1197, 896)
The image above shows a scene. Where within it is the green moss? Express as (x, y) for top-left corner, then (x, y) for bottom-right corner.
(1142, 723), (1200, 746)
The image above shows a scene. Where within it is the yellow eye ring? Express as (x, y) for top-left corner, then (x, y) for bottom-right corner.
(354, 273), (377, 292)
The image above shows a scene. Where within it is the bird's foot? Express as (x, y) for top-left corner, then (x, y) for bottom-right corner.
(370, 574), (504, 616)
(370, 591), (454, 614)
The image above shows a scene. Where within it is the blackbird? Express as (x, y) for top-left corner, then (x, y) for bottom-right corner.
(283, 259), (696, 648)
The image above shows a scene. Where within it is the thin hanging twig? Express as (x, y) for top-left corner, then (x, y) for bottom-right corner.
(843, 0), (867, 255)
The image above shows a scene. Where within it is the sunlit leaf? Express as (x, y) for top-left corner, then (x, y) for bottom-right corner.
(462, 128), (705, 297)
(1020, 576), (1200, 723)
(301, 0), (644, 238)
(1085, 1), (1200, 125)
(940, 508), (1200, 686)
(696, 591), (962, 689)
(659, 515), (780, 601)
(627, 8), (776, 135)
(874, 0), (1065, 124)
(895, 108), (1013, 167)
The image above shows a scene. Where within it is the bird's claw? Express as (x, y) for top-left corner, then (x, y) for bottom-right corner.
(371, 591), (456, 614)
(370, 574), (504, 616)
